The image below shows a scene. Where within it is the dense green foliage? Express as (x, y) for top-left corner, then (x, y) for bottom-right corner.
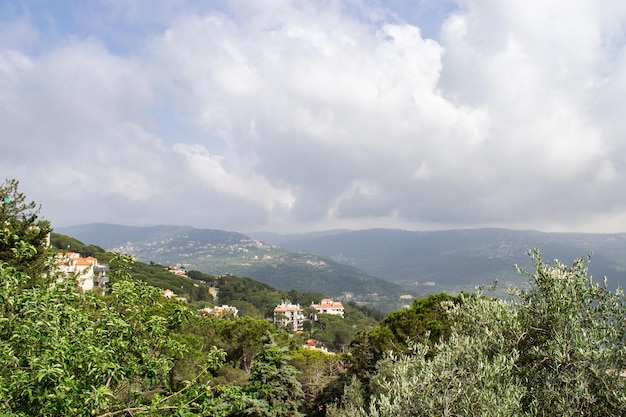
(240, 345), (305, 417)
(329, 250), (626, 416)
(7, 180), (626, 416)
(209, 274), (288, 318)
(347, 292), (463, 383)
(0, 181), (309, 415)
(0, 179), (52, 281)
(1, 226), (308, 415)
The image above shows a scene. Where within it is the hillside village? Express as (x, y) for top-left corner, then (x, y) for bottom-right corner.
(56, 249), (350, 353)
(161, 267), (349, 352)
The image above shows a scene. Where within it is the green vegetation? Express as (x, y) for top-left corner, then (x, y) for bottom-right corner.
(347, 292), (464, 383)
(49, 231), (381, 356)
(4, 179), (626, 416)
(57, 223), (410, 308)
(328, 250), (626, 417)
(0, 179), (52, 281)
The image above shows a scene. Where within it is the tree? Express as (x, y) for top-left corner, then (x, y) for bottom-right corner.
(313, 314), (355, 353)
(239, 344), (305, 417)
(0, 186), (256, 416)
(220, 317), (276, 374)
(513, 250), (626, 415)
(329, 250), (626, 417)
(347, 292), (461, 385)
(0, 179), (52, 281)
(291, 348), (346, 416)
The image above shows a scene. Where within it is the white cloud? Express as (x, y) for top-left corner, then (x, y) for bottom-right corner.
(3, 0), (626, 233)
(172, 143), (295, 210)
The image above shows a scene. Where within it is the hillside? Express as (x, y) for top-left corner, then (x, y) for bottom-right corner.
(50, 233), (386, 321)
(51, 233), (218, 303)
(55, 224), (409, 306)
(251, 228), (626, 295)
(58, 224), (626, 300)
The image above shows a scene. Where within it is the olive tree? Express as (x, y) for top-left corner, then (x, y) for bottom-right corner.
(513, 250), (626, 416)
(329, 250), (626, 417)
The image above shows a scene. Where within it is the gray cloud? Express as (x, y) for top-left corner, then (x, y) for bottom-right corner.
(2, 0), (626, 233)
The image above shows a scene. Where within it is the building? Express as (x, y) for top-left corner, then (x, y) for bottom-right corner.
(303, 339), (331, 354)
(273, 300), (305, 332)
(163, 289), (178, 298)
(167, 264), (187, 276)
(311, 298), (345, 318)
(199, 305), (239, 318)
(55, 252), (109, 293)
(162, 289), (189, 303)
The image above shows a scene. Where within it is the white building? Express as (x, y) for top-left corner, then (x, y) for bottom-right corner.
(311, 298), (345, 318)
(199, 305), (239, 318)
(303, 339), (332, 354)
(55, 252), (108, 293)
(274, 300), (305, 332)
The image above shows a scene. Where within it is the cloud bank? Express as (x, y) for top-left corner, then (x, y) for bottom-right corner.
(2, 0), (626, 233)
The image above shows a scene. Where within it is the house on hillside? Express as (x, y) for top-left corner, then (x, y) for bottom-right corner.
(273, 300), (305, 332)
(55, 252), (109, 293)
(199, 305), (239, 318)
(162, 289), (189, 302)
(303, 339), (331, 354)
(163, 289), (178, 298)
(167, 264), (187, 276)
(311, 298), (345, 318)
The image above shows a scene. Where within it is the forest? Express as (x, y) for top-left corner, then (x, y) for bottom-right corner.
(2, 178), (626, 416)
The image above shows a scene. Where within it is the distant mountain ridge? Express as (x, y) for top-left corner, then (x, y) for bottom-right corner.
(250, 228), (626, 294)
(58, 224), (626, 300)
(56, 223), (407, 305)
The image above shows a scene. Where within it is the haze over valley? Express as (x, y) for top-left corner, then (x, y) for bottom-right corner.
(59, 223), (626, 303)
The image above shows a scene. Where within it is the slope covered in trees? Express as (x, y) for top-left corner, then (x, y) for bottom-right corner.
(56, 223), (410, 307)
(51, 230), (382, 355)
(328, 250), (626, 417)
(260, 228), (626, 296)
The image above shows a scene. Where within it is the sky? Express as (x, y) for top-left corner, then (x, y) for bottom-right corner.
(2, 0), (626, 234)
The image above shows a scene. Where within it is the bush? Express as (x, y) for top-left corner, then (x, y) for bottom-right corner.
(330, 250), (626, 417)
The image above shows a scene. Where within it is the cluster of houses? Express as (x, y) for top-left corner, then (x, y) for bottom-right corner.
(55, 252), (109, 293)
(273, 298), (345, 332)
(55, 252), (343, 351)
(198, 304), (239, 317)
(167, 264), (187, 276)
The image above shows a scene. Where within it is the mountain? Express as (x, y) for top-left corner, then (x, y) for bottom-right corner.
(58, 224), (626, 301)
(249, 228), (626, 295)
(55, 223), (408, 305)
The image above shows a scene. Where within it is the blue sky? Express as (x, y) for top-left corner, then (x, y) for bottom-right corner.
(2, 0), (626, 234)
